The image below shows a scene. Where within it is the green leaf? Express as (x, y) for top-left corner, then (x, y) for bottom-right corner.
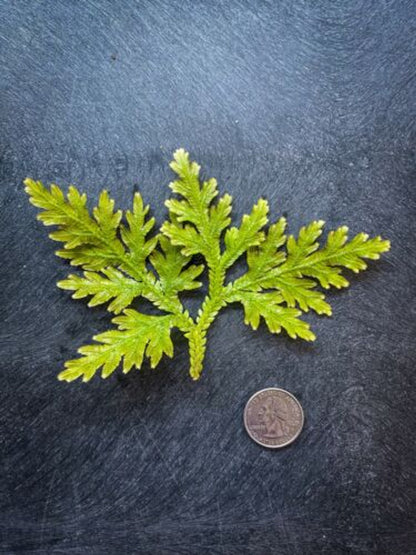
(57, 268), (143, 314)
(269, 276), (332, 315)
(164, 197), (200, 225)
(277, 225), (390, 289)
(58, 310), (174, 382)
(92, 190), (122, 242)
(120, 192), (158, 268)
(24, 179), (125, 270)
(231, 221), (389, 316)
(150, 235), (204, 297)
(168, 148), (203, 201)
(208, 193), (233, 238)
(160, 221), (207, 256)
(162, 149), (226, 260)
(233, 217), (287, 291)
(285, 220), (325, 266)
(234, 291), (315, 341)
(222, 198), (269, 268)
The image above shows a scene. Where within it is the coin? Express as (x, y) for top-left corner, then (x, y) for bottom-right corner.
(244, 388), (304, 448)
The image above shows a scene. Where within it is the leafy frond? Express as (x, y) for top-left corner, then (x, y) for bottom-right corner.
(230, 220), (390, 316)
(58, 310), (174, 382)
(285, 220), (325, 267)
(57, 268), (143, 314)
(233, 291), (315, 341)
(160, 220), (208, 257)
(121, 192), (158, 269)
(209, 193), (233, 238)
(24, 179), (125, 270)
(168, 148), (204, 203)
(269, 276), (332, 315)
(222, 198), (269, 268)
(233, 217), (287, 291)
(278, 224), (390, 288)
(25, 149), (390, 383)
(92, 190), (123, 242)
(150, 235), (204, 297)
(162, 149), (232, 265)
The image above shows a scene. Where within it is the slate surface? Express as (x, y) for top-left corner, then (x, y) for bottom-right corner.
(1, 1), (415, 553)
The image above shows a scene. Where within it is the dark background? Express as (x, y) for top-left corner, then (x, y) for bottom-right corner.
(1, 1), (415, 553)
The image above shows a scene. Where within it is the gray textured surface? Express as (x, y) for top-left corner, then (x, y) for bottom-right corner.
(1, 1), (416, 553)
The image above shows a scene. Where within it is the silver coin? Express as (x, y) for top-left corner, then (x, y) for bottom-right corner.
(244, 388), (304, 448)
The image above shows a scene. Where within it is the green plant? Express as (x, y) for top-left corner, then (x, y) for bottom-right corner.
(24, 149), (390, 383)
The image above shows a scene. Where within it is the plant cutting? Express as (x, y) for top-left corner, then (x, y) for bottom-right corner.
(24, 149), (390, 383)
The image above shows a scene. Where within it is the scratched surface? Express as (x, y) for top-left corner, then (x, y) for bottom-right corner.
(1, 1), (416, 553)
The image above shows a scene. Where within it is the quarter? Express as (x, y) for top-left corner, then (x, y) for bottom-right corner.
(244, 388), (304, 448)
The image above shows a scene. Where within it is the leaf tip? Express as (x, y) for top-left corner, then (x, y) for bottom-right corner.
(23, 177), (35, 191)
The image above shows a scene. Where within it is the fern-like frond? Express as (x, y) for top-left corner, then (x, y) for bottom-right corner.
(121, 192), (158, 269)
(233, 217), (287, 290)
(160, 221), (207, 257)
(150, 235), (204, 297)
(24, 179), (125, 270)
(233, 291), (315, 341)
(270, 276), (332, 315)
(162, 149), (232, 265)
(58, 310), (174, 382)
(230, 221), (390, 316)
(209, 193), (233, 238)
(57, 268), (143, 314)
(222, 198), (269, 268)
(276, 226), (390, 289)
(25, 149), (390, 383)
(278, 223), (390, 288)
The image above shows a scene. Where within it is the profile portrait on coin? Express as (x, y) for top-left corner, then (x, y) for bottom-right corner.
(257, 395), (290, 439)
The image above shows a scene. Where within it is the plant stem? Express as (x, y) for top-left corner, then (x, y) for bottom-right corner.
(186, 264), (227, 379)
